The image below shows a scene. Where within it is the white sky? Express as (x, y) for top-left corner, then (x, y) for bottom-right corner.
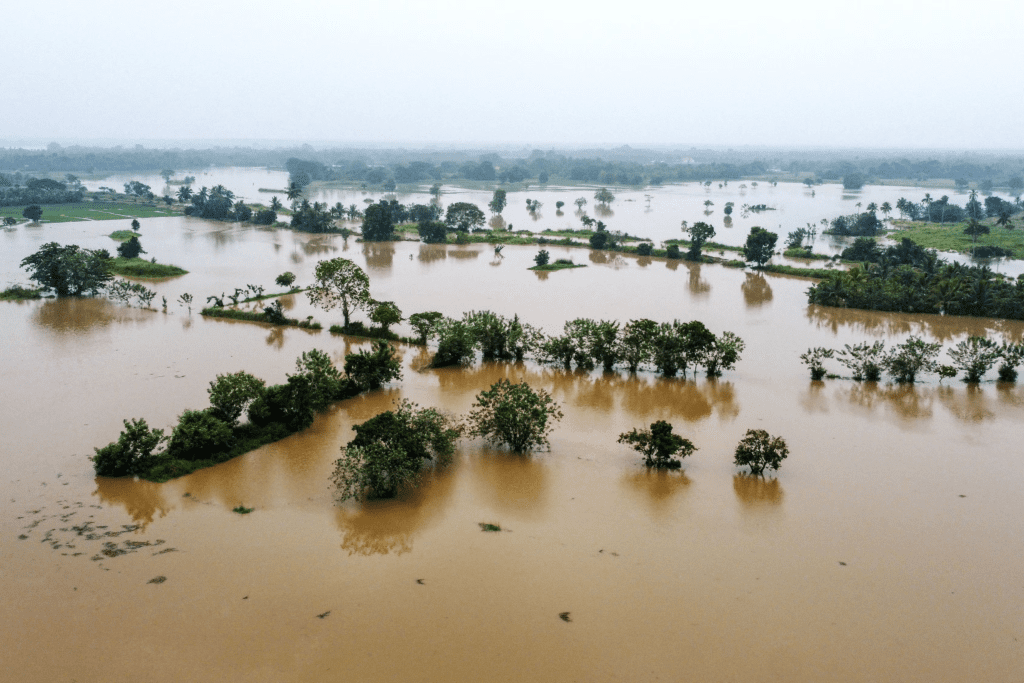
(6, 0), (1023, 149)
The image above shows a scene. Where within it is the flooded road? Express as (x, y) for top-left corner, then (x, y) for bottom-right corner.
(2, 217), (1023, 682)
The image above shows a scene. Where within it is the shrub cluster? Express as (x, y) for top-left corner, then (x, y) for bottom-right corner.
(92, 345), (402, 481)
(801, 336), (1024, 383)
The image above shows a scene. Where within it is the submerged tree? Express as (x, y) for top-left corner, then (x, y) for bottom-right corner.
(467, 379), (563, 453)
(800, 347), (834, 380)
(306, 257), (370, 327)
(734, 429), (789, 476)
(948, 336), (1000, 383)
(618, 420), (696, 469)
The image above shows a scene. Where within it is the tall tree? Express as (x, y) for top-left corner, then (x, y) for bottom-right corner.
(306, 258), (371, 327)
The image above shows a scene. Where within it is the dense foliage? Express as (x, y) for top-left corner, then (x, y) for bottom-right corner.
(331, 400), (463, 501)
(467, 379), (564, 453)
(618, 421), (696, 469)
(20, 242), (113, 296)
(733, 429), (789, 476)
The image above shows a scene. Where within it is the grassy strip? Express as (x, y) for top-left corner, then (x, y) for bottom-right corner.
(0, 201), (180, 223)
(540, 228), (644, 242)
(664, 238), (745, 253)
(783, 247), (833, 260)
(0, 285), (44, 301)
(238, 287), (305, 304)
(759, 264), (836, 278)
(201, 307), (321, 329)
(109, 230), (139, 241)
(108, 258), (188, 278)
(888, 220), (1024, 258)
(328, 322), (421, 345)
(530, 262), (587, 271)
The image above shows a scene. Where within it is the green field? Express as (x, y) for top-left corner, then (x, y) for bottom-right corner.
(0, 202), (181, 224)
(530, 261), (587, 272)
(889, 219), (1024, 258)
(109, 258), (188, 278)
(108, 230), (140, 241)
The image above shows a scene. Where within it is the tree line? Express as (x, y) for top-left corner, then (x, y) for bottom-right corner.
(801, 335), (1023, 384)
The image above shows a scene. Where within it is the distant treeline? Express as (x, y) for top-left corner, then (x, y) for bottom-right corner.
(0, 176), (84, 207)
(3, 143), (1024, 189)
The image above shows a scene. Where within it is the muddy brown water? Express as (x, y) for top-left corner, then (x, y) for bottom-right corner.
(2, 219), (1023, 682)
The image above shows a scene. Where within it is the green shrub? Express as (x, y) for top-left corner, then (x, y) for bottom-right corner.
(467, 379), (563, 453)
(208, 371), (266, 425)
(534, 250), (550, 266)
(275, 271), (296, 288)
(800, 347), (834, 380)
(344, 341), (402, 390)
(166, 409), (234, 462)
(618, 421), (695, 469)
(734, 429), (789, 476)
(636, 242), (653, 256)
(91, 418), (166, 477)
(666, 244), (681, 259)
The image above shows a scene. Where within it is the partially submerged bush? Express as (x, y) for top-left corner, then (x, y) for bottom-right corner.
(92, 418), (166, 477)
(332, 400), (463, 501)
(734, 429), (789, 476)
(208, 371), (266, 425)
(166, 409), (234, 462)
(837, 341), (885, 381)
(800, 347), (834, 380)
(467, 379), (563, 453)
(344, 341), (402, 390)
(949, 336), (1000, 383)
(618, 420), (696, 469)
(883, 336), (940, 383)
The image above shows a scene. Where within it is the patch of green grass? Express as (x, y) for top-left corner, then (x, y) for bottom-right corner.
(109, 230), (140, 241)
(108, 258), (188, 278)
(664, 239), (745, 253)
(232, 505), (254, 514)
(540, 228), (644, 242)
(0, 201), (180, 224)
(201, 306), (321, 330)
(889, 220), (1024, 258)
(783, 247), (832, 260)
(530, 261), (587, 271)
(0, 285), (44, 301)
(238, 287), (305, 303)
(759, 264), (835, 279)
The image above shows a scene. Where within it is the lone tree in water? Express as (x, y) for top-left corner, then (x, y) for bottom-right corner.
(743, 227), (778, 267)
(734, 429), (788, 476)
(467, 379), (563, 453)
(306, 257), (370, 328)
(618, 421), (696, 469)
(488, 189), (507, 216)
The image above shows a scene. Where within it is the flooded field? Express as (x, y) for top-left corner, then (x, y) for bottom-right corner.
(2, 216), (1023, 682)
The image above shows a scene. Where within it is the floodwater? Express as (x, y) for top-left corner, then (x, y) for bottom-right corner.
(2, 217), (1024, 682)
(80, 165), (1020, 269)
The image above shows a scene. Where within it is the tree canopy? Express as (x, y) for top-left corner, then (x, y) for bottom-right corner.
(306, 257), (370, 327)
(21, 242), (113, 296)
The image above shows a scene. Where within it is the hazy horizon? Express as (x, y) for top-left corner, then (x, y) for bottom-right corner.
(7, 0), (1023, 149)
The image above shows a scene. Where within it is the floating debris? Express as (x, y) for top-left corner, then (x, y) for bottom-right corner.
(148, 576), (167, 585)
(316, 611), (331, 619)
(479, 523), (501, 532)
(559, 612), (572, 622)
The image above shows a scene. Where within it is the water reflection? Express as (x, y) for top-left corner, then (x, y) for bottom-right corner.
(618, 376), (739, 423)
(418, 244), (447, 263)
(741, 273), (773, 308)
(334, 465), (457, 556)
(806, 306), (1024, 343)
(489, 216), (506, 231)
(838, 382), (934, 422)
(686, 263), (710, 297)
(363, 242), (395, 270)
(733, 473), (784, 508)
(32, 297), (151, 336)
(468, 448), (549, 519)
(448, 247), (481, 260)
(533, 269), (550, 281)
(800, 381), (829, 414)
(303, 239), (339, 256)
(621, 468), (691, 518)
(935, 385), (995, 422)
(594, 205), (614, 218)
(93, 477), (173, 529)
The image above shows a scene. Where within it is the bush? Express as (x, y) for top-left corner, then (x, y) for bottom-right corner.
(948, 336), (1000, 383)
(332, 400), (463, 501)
(800, 347), (834, 380)
(883, 336), (940, 383)
(666, 243), (681, 259)
(419, 220), (448, 244)
(430, 319), (476, 367)
(618, 421), (695, 469)
(636, 242), (653, 256)
(733, 429), (789, 476)
(208, 371), (266, 425)
(534, 250), (550, 266)
(91, 418), (166, 477)
(344, 341), (402, 390)
(408, 311), (444, 344)
(295, 349), (349, 410)
(247, 375), (316, 432)
(166, 409), (234, 462)
(837, 341), (885, 381)
(467, 379), (563, 453)
(997, 342), (1024, 382)
(116, 236), (145, 259)
(263, 300), (287, 324)
(275, 271), (296, 288)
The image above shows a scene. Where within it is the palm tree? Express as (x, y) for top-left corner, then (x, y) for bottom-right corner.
(270, 196), (282, 212)
(286, 182), (303, 202)
(176, 185), (193, 203)
(210, 184), (234, 201)
(880, 202), (892, 221)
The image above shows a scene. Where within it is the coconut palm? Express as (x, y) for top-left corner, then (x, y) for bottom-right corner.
(286, 181), (303, 202)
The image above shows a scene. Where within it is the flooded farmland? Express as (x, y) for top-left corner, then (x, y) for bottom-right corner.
(2, 209), (1023, 682)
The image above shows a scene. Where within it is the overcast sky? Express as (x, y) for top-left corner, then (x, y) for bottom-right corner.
(6, 0), (1023, 149)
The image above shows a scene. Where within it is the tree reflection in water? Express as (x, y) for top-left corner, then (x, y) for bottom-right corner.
(467, 448), (549, 520)
(741, 272), (772, 308)
(362, 242), (395, 271)
(733, 473), (784, 508)
(687, 263), (710, 298)
(93, 477), (173, 529)
(621, 468), (691, 518)
(333, 466), (457, 556)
